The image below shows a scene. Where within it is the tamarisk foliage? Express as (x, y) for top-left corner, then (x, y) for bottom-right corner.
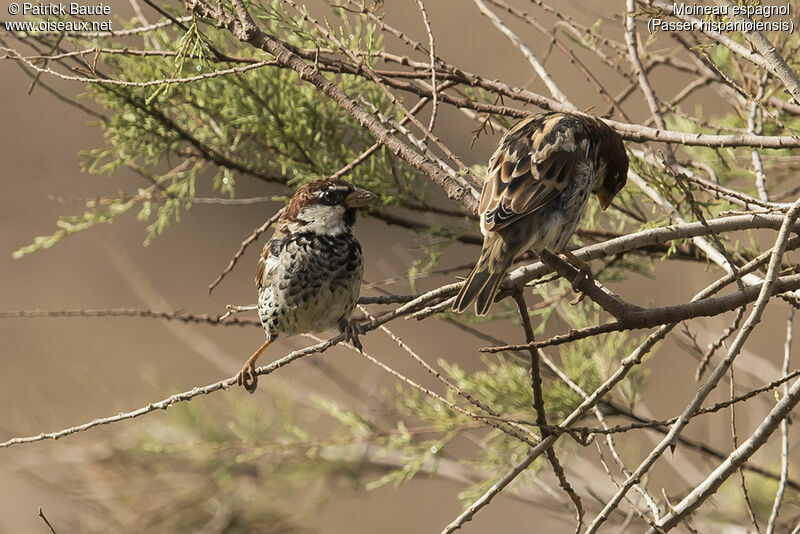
(4, 0), (800, 531)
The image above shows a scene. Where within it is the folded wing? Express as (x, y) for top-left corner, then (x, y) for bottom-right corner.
(479, 113), (589, 232)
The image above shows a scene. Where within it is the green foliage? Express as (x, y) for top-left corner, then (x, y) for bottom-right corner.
(80, 383), (369, 533)
(11, 191), (140, 259)
(12, 1), (653, 508)
(14, 0), (800, 524)
(14, 0), (424, 257)
(720, 471), (800, 519)
(365, 427), (456, 490)
(367, 330), (644, 503)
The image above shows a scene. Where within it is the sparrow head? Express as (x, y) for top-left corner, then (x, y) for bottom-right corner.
(280, 178), (377, 235)
(591, 119), (628, 211)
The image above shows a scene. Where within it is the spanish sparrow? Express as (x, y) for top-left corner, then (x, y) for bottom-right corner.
(238, 178), (377, 393)
(453, 112), (629, 316)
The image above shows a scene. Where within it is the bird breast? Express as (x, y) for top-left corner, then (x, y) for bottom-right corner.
(257, 232), (363, 338)
(493, 159), (597, 254)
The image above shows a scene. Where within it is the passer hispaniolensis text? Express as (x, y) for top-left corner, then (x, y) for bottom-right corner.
(453, 112), (629, 316)
(238, 178), (377, 393)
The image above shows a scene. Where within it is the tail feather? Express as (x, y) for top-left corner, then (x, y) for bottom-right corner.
(453, 267), (489, 314)
(453, 239), (511, 316)
(474, 272), (506, 316)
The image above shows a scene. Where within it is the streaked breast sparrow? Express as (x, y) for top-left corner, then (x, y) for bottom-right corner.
(238, 178), (376, 392)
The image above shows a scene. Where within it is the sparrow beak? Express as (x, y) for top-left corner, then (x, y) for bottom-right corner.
(596, 189), (614, 211)
(345, 187), (378, 208)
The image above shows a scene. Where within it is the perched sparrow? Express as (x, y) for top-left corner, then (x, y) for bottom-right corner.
(238, 178), (377, 393)
(453, 112), (628, 316)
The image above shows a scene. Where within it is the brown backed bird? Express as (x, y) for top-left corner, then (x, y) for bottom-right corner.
(453, 112), (628, 316)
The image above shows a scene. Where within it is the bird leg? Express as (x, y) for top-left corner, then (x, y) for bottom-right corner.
(562, 251), (593, 305)
(237, 338), (272, 394)
(341, 317), (364, 352)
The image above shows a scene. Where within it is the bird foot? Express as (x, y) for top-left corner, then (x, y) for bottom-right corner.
(569, 267), (592, 305)
(343, 319), (364, 352)
(236, 339), (272, 394)
(563, 252), (593, 305)
(237, 361), (258, 394)
(570, 292), (586, 306)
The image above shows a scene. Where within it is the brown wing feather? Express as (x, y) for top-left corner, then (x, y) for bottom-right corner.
(480, 113), (588, 232)
(254, 242), (270, 289)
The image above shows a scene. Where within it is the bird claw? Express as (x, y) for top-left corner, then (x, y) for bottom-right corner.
(570, 265), (590, 292)
(569, 265), (592, 305)
(344, 319), (364, 352)
(569, 269), (588, 304)
(570, 292), (587, 306)
(237, 339), (272, 394)
(237, 362), (258, 394)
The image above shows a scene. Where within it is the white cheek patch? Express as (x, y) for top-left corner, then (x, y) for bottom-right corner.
(297, 204), (348, 235)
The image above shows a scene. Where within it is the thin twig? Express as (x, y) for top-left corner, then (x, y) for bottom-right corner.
(766, 306), (795, 534)
(0, 308), (261, 326)
(414, 0), (438, 140)
(536, 353), (662, 524)
(38, 508), (57, 534)
(749, 72), (770, 202)
(485, 0), (629, 120)
(1, 47), (274, 86)
(207, 209), (283, 294)
(729, 365), (762, 533)
(473, 0), (573, 107)
(603, 196), (800, 533)
(366, 308), (543, 446)
(695, 307), (745, 380)
(624, 0), (674, 161)
(513, 292), (584, 533)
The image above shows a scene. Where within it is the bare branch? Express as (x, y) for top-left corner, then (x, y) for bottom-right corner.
(766, 306), (795, 534)
(473, 0), (574, 107)
(592, 196), (800, 533)
(38, 508), (58, 534)
(513, 292), (584, 532)
(624, 0), (674, 161)
(186, 0), (480, 212)
(414, 0), (438, 138)
(715, 0), (800, 103)
(0, 307), (260, 326)
(208, 209), (283, 294)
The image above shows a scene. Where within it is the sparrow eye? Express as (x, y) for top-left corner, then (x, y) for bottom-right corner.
(319, 189), (345, 206)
